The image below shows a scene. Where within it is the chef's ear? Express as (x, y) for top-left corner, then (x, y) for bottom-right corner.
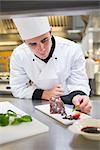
(49, 26), (52, 34)
(23, 40), (28, 45)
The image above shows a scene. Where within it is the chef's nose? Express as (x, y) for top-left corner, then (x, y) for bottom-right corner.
(38, 43), (45, 51)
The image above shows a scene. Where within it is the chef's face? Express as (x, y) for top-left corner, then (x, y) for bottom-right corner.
(25, 32), (52, 59)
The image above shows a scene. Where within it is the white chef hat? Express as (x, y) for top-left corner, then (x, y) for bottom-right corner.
(13, 17), (51, 40)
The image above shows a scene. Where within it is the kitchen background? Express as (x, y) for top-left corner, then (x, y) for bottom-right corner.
(0, 1), (100, 98)
(0, 15), (100, 71)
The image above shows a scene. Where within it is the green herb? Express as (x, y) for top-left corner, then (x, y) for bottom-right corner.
(0, 110), (32, 127)
(0, 114), (9, 126)
(11, 118), (21, 125)
(20, 115), (32, 122)
(11, 115), (32, 125)
(72, 105), (80, 112)
(7, 110), (17, 117)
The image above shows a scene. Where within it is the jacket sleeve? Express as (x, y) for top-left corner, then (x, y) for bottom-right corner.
(10, 50), (37, 99)
(66, 44), (90, 96)
(61, 90), (87, 105)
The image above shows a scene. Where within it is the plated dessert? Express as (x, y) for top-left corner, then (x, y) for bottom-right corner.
(50, 97), (80, 120)
(35, 98), (91, 125)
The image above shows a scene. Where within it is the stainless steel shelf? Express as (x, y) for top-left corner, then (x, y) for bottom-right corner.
(0, 1), (100, 18)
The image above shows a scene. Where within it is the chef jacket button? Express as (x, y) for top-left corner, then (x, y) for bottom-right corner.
(55, 57), (57, 60)
(33, 59), (35, 61)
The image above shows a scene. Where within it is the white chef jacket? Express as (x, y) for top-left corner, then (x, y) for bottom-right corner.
(10, 36), (90, 99)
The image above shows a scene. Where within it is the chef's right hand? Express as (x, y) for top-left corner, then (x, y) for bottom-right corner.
(41, 84), (64, 101)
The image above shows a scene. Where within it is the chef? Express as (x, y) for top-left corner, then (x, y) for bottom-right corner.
(10, 16), (91, 114)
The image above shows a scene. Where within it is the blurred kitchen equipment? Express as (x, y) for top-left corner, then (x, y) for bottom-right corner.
(95, 72), (100, 95)
(0, 1), (99, 18)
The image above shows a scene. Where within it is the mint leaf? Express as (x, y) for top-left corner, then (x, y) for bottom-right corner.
(0, 114), (9, 126)
(20, 115), (32, 122)
(11, 115), (32, 125)
(0, 110), (32, 127)
(7, 110), (17, 117)
(11, 118), (22, 125)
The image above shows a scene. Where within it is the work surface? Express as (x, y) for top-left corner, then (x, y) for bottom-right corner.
(0, 96), (100, 150)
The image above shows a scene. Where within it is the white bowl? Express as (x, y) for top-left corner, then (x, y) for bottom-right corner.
(69, 118), (100, 141)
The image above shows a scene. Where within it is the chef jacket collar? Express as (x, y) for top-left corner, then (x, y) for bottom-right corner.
(35, 36), (55, 63)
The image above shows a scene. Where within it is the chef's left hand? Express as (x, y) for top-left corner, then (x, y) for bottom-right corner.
(72, 95), (92, 114)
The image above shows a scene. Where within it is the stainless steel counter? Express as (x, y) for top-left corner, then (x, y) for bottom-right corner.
(0, 97), (100, 150)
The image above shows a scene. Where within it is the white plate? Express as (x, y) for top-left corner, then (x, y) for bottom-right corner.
(0, 101), (49, 144)
(69, 118), (100, 140)
(35, 104), (91, 125)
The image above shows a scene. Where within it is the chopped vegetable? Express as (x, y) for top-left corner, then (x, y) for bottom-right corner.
(0, 114), (9, 126)
(62, 112), (80, 120)
(11, 115), (32, 125)
(0, 110), (32, 127)
(72, 113), (80, 119)
(7, 110), (17, 117)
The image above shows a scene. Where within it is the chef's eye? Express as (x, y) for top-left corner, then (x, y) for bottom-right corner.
(29, 43), (37, 47)
(41, 38), (49, 43)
